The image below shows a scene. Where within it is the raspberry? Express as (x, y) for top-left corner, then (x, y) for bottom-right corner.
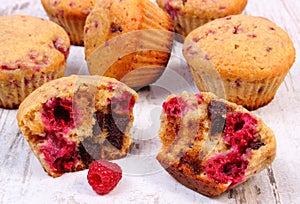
(224, 112), (258, 153)
(53, 38), (69, 59)
(111, 91), (136, 113)
(42, 97), (75, 133)
(87, 160), (122, 195)
(205, 150), (248, 188)
(164, 0), (180, 20)
(163, 96), (188, 118)
(40, 97), (79, 174)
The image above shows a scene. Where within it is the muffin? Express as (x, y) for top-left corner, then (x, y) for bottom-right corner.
(156, 0), (247, 37)
(0, 15), (70, 109)
(41, 0), (98, 45)
(17, 75), (138, 177)
(84, 0), (174, 88)
(157, 91), (276, 197)
(183, 15), (296, 110)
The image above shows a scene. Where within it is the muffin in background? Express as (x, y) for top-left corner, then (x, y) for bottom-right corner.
(156, 0), (247, 37)
(0, 15), (70, 109)
(84, 0), (174, 89)
(183, 15), (296, 110)
(41, 0), (98, 45)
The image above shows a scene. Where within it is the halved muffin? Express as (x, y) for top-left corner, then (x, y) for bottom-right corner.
(17, 75), (138, 177)
(157, 91), (276, 196)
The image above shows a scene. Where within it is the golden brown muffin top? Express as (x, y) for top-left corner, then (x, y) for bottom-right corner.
(183, 15), (296, 80)
(41, 0), (98, 17)
(0, 15), (70, 78)
(156, 0), (247, 18)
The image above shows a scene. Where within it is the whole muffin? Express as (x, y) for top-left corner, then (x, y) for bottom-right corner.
(0, 15), (70, 109)
(41, 0), (98, 45)
(156, 0), (247, 36)
(84, 0), (174, 88)
(17, 75), (138, 177)
(157, 91), (276, 196)
(183, 15), (296, 110)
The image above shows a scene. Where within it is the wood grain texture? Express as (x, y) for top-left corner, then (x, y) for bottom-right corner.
(0, 0), (299, 203)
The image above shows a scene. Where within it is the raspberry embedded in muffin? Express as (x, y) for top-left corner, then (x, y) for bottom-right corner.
(157, 92), (276, 196)
(204, 112), (261, 189)
(162, 96), (189, 118)
(39, 97), (78, 175)
(39, 131), (79, 175)
(224, 112), (259, 153)
(42, 98), (75, 132)
(205, 150), (248, 188)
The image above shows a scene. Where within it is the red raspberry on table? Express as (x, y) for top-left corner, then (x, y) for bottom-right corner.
(87, 160), (122, 195)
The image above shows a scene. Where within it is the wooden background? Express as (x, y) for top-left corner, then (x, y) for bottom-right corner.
(0, 0), (299, 203)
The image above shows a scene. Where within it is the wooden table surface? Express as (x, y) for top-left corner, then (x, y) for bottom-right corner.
(0, 0), (299, 203)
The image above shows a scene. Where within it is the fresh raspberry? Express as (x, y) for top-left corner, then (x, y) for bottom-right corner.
(87, 160), (122, 195)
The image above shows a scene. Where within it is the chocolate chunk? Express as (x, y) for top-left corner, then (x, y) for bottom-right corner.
(250, 141), (265, 150)
(79, 138), (101, 162)
(110, 23), (122, 33)
(78, 141), (97, 165)
(104, 111), (130, 150)
(92, 113), (102, 136)
(94, 105), (130, 150)
(208, 100), (227, 135)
